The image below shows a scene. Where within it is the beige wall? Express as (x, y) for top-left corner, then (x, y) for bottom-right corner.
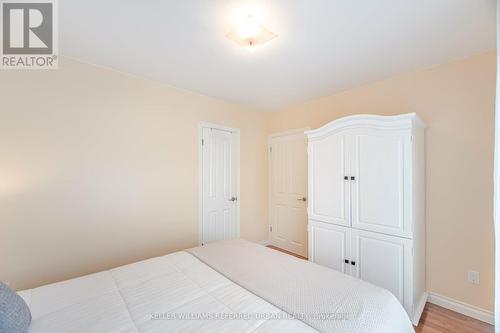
(0, 58), (268, 291)
(266, 51), (496, 311)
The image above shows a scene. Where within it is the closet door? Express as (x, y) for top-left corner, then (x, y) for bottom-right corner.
(350, 129), (412, 237)
(309, 221), (351, 274)
(308, 133), (350, 227)
(350, 229), (412, 313)
(269, 131), (308, 257)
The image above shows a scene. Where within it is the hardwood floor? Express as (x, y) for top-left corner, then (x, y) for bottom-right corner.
(266, 245), (494, 333)
(267, 245), (307, 260)
(415, 303), (493, 333)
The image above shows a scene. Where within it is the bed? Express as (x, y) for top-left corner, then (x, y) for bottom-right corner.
(18, 239), (414, 333)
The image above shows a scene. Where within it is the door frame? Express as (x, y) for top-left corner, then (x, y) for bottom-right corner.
(198, 122), (241, 246)
(267, 128), (310, 245)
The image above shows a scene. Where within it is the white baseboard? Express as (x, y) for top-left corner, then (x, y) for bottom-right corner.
(257, 240), (270, 246)
(412, 292), (428, 326)
(427, 292), (494, 325)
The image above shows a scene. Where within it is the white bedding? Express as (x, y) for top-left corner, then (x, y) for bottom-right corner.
(18, 241), (413, 333)
(19, 250), (316, 333)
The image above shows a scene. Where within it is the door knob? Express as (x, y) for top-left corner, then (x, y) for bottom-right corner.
(228, 197), (237, 202)
(297, 197), (307, 202)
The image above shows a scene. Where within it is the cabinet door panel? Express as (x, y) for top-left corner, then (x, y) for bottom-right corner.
(351, 129), (411, 237)
(350, 229), (412, 313)
(308, 133), (350, 226)
(309, 221), (350, 274)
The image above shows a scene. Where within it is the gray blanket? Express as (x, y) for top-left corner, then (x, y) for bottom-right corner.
(187, 239), (414, 333)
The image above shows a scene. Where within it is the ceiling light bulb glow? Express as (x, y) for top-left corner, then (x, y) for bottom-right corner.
(235, 16), (260, 40)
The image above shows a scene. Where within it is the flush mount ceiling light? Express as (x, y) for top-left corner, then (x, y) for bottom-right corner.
(226, 12), (276, 47)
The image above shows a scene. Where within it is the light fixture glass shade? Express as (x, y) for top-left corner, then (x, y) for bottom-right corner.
(226, 16), (276, 47)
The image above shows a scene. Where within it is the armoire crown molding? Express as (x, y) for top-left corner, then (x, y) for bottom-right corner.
(305, 112), (426, 139)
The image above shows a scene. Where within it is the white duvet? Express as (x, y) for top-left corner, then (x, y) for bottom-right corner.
(18, 240), (413, 333)
(19, 250), (315, 333)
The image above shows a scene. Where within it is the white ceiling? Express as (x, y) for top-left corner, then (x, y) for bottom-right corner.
(61, 0), (496, 110)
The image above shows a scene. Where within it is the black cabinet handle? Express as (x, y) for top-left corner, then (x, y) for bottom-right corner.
(351, 261), (356, 266)
(344, 176), (348, 180)
(344, 259), (349, 264)
(351, 176), (355, 181)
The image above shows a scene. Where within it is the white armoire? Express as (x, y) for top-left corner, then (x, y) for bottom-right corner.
(306, 113), (426, 325)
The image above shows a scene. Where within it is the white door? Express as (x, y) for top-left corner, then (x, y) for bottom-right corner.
(308, 132), (351, 227)
(310, 222), (351, 274)
(269, 131), (308, 257)
(350, 229), (412, 312)
(201, 126), (239, 245)
(350, 129), (412, 237)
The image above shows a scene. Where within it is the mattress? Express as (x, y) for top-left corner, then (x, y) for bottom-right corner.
(18, 241), (413, 333)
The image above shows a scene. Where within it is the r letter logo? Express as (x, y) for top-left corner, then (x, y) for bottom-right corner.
(1, 0), (58, 69)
